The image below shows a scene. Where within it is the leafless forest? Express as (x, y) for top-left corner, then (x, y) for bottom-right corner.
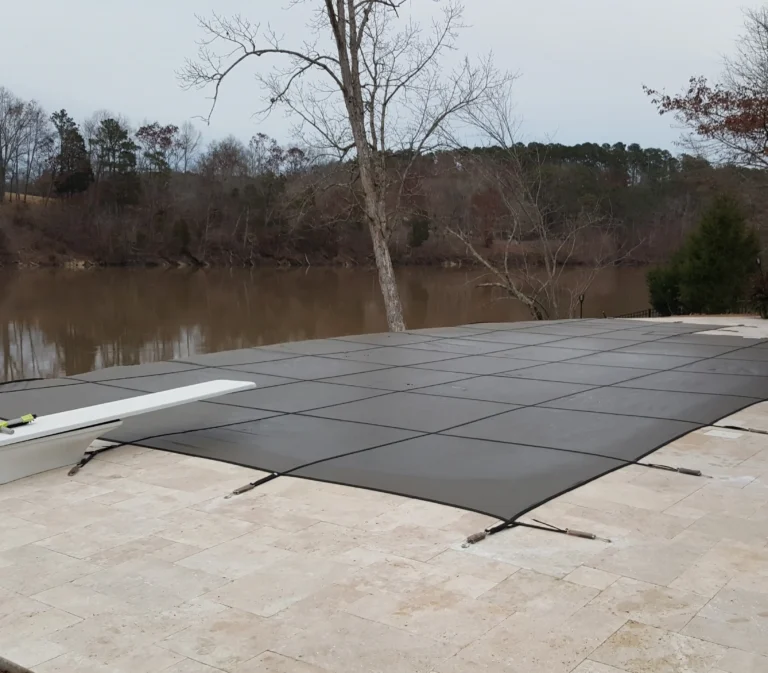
(1, 84), (767, 273)
(0, 85), (763, 270)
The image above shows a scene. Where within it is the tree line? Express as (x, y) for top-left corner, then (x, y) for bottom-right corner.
(0, 88), (207, 204)
(0, 83), (765, 281)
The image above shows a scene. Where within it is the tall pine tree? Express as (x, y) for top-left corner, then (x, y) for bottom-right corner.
(648, 195), (760, 314)
(50, 110), (92, 196)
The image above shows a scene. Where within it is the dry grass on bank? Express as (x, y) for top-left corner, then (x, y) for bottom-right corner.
(1, 194), (46, 205)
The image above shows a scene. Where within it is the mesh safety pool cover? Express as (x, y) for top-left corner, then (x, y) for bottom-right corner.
(4, 319), (766, 522)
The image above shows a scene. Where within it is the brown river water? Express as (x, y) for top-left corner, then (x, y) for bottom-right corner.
(0, 267), (649, 381)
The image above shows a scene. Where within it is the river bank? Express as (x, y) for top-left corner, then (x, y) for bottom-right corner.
(1, 198), (649, 270)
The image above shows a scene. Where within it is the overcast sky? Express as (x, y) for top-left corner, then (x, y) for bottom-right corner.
(4, 0), (753, 151)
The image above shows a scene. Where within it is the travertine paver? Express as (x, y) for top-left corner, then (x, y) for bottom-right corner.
(590, 620), (726, 673)
(0, 402), (766, 671)
(2, 318), (768, 671)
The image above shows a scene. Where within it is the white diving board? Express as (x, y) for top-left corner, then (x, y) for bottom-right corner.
(0, 380), (256, 485)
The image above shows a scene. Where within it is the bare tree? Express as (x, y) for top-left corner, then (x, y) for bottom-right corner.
(171, 121), (202, 173)
(246, 133), (284, 176)
(645, 8), (768, 169)
(19, 101), (52, 201)
(725, 7), (768, 93)
(199, 136), (250, 180)
(0, 87), (30, 203)
(180, 0), (513, 331)
(447, 87), (631, 320)
(1, 96), (52, 203)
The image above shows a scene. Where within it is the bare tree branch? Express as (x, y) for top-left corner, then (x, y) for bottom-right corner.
(443, 82), (638, 319)
(181, 0), (515, 331)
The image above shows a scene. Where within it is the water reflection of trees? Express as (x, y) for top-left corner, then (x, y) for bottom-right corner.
(0, 267), (648, 380)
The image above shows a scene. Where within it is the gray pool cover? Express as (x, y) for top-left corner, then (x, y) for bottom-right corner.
(4, 319), (768, 522)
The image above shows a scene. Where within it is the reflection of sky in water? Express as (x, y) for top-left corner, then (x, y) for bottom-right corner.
(0, 268), (649, 380)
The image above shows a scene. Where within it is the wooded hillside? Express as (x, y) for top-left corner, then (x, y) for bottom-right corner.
(1, 87), (765, 267)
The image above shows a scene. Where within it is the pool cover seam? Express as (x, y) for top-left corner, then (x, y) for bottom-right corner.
(47, 322), (736, 390)
(101, 357), (669, 493)
(515, 336), (768, 423)
(504, 394), (765, 525)
(252, 332), (768, 517)
(200, 330), (678, 383)
(264, 401), (731, 524)
(14, 323), (764, 444)
(12, 321), (768, 524)
(282, 344), (736, 468)
(152, 391), (739, 524)
(119, 434), (500, 520)
(202, 337), (695, 418)
(301, 396), (752, 524)
(498, 335), (768, 522)
(86, 329), (764, 436)
(291, 336), (764, 428)
(63, 325), (667, 386)
(84, 333), (630, 392)
(66, 361), (768, 521)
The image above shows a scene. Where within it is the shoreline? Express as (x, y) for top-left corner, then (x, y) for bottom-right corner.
(1, 257), (654, 271)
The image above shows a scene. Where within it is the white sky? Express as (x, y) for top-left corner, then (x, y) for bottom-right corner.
(3, 0), (754, 150)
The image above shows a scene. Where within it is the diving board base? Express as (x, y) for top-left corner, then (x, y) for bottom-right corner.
(0, 421), (122, 485)
(0, 380), (256, 485)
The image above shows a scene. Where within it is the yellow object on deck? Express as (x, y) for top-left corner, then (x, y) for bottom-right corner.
(0, 414), (37, 434)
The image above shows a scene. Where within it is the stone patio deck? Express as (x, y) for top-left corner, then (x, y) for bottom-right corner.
(1, 318), (768, 672)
